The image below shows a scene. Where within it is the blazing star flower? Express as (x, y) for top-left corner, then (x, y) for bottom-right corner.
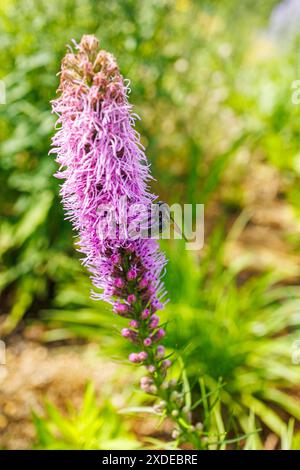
(51, 35), (169, 385)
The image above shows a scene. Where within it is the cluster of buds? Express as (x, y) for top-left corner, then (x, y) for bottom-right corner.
(110, 246), (171, 380)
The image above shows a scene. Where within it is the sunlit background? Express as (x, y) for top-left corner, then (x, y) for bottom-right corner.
(1, 0), (300, 450)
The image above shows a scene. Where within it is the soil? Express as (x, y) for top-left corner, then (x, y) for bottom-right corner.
(0, 335), (144, 449)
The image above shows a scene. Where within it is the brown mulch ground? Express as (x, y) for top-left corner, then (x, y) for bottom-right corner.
(0, 337), (139, 449)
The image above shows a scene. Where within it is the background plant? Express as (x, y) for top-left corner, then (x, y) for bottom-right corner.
(33, 383), (140, 450)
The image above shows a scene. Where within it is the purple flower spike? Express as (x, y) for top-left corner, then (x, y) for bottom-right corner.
(51, 35), (167, 309)
(157, 328), (166, 339)
(121, 328), (137, 343)
(140, 376), (152, 385)
(140, 377), (154, 393)
(51, 34), (170, 401)
(152, 299), (164, 311)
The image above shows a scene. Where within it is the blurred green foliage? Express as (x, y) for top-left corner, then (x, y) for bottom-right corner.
(33, 383), (140, 450)
(2, 0), (300, 450)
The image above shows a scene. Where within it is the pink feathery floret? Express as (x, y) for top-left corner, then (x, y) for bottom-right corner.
(50, 35), (167, 309)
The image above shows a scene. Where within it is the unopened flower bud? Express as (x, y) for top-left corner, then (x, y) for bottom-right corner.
(171, 429), (180, 439)
(162, 359), (171, 369)
(121, 328), (131, 338)
(156, 345), (165, 358)
(129, 353), (140, 363)
(152, 299), (163, 311)
(148, 385), (157, 394)
(139, 278), (148, 288)
(114, 303), (128, 315)
(127, 268), (137, 280)
(141, 309), (150, 320)
(138, 351), (148, 361)
(149, 314), (159, 329)
(111, 253), (121, 264)
(113, 277), (124, 288)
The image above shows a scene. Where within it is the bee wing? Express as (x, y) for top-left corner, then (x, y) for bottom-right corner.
(170, 213), (188, 241)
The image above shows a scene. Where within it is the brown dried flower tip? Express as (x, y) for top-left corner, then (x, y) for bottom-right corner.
(58, 34), (122, 101)
(78, 34), (99, 59)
